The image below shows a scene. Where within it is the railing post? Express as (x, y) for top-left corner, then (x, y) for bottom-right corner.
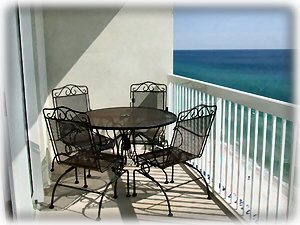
(287, 123), (299, 219)
(213, 97), (222, 192)
(167, 82), (175, 143)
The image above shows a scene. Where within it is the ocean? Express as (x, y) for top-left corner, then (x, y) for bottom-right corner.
(174, 49), (293, 103)
(174, 49), (293, 181)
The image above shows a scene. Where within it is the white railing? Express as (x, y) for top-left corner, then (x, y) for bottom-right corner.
(168, 74), (299, 222)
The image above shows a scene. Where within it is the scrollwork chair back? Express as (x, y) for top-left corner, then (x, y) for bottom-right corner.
(130, 81), (167, 110)
(52, 84), (90, 112)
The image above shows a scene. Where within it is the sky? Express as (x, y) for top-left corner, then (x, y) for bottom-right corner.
(174, 8), (292, 50)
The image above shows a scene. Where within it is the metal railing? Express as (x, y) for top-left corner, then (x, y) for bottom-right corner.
(168, 74), (299, 222)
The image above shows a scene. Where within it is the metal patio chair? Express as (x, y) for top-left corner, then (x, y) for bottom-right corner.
(129, 81), (168, 160)
(132, 104), (217, 216)
(52, 84), (91, 112)
(51, 84), (114, 178)
(43, 106), (130, 220)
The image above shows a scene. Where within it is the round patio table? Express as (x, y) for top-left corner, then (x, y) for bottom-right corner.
(87, 107), (177, 130)
(87, 107), (177, 162)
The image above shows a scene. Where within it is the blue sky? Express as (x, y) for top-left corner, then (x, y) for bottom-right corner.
(174, 8), (292, 50)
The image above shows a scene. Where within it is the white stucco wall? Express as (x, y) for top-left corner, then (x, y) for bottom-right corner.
(43, 5), (173, 109)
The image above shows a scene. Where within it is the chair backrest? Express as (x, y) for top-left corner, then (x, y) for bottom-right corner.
(171, 104), (217, 158)
(130, 81), (167, 110)
(52, 84), (90, 112)
(43, 106), (96, 164)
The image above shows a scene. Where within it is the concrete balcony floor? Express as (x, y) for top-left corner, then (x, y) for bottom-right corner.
(34, 160), (236, 224)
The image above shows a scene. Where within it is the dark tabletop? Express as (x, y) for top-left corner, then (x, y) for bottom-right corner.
(87, 107), (177, 130)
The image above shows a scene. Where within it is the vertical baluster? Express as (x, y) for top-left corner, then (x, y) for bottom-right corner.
(176, 84), (179, 115)
(177, 85), (180, 113)
(179, 85), (182, 113)
(190, 88), (194, 158)
(201, 92), (206, 173)
(174, 84), (178, 115)
(220, 99), (226, 196)
(197, 91), (202, 169)
(210, 96), (215, 185)
(257, 113), (268, 220)
(206, 94), (211, 181)
(237, 105), (244, 210)
(181, 86), (185, 111)
(172, 83), (176, 113)
(193, 89), (198, 165)
(187, 87), (191, 110)
(178, 85), (181, 115)
(231, 103), (238, 205)
(275, 119), (286, 219)
(250, 110), (259, 218)
(214, 97), (222, 192)
(168, 82), (175, 142)
(181, 86), (184, 112)
(266, 116), (277, 221)
(287, 124), (298, 219)
(225, 101), (231, 201)
(243, 107), (251, 216)
(185, 86), (188, 110)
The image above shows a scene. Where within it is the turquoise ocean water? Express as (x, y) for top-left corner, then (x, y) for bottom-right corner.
(174, 49), (293, 180)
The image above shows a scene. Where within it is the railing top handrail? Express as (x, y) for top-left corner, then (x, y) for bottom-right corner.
(168, 74), (298, 122)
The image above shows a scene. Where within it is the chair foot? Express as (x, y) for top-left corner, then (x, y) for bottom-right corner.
(164, 181), (169, 184)
(126, 193), (131, 197)
(207, 196), (212, 200)
(50, 168), (54, 172)
(132, 193), (137, 197)
(83, 185), (88, 188)
(170, 180), (174, 183)
(74, 181), (79, 184)
(113, 195), (118, 199)
(49, 204), (54, 209)
(168, 213), (173, 217)
(87, 174), (92, 178)
(96, 217), (101, 221)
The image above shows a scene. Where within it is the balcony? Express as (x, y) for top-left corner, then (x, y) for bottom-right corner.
(1, 4), (299, 224)
(31, 74), (298, 223)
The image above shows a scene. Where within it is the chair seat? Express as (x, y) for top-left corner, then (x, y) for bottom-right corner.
(133, 128), (160, 143)
(63, 151), (122, 172)
(136, 147), (196, 169)
(62, 131), (114, 151)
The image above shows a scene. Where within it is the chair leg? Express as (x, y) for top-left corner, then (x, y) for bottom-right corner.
(170, 166), (174, 183)
(87, 169), (91, 178)
(97, 173), (121, 221)
(133, 168), (173, 217)
(83, 168), (88, 188)
(49, 167), (75, 209)
(112, 169), (131, 198)
(50, 156), (56, 172)
(74, 167), (79, 184)
(162, 169), (169, 184)
(125, 169), (131, 197)
(184, 162), (211, 199)
(113, 180), (118, 199)
(132, 169), (137, 197)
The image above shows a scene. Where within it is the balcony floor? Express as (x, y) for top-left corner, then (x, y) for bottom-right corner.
(34, 160), (236, 224)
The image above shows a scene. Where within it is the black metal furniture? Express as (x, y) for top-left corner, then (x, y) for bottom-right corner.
(132, 104), (217, 217)
(43, 106), (130, 220)
(52, 84), (91, 112)
(87, 107), (177, 168)
(130, 81), (168, 154)
(51, 84), (114, 177)
(130, 81), (167, 110)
